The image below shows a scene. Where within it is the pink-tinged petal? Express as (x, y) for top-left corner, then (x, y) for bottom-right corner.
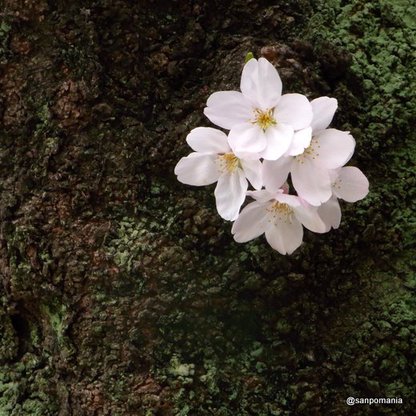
(291, 158), (332, 205)
(186, 127), (230, 154)
(214, 171), (248, 221)
(240, 58), (282, 109)
(314, 129), (356, 169)
(228, 123), (267, 154)
(231, 201), (269, 242)
(263, 158), (292, 192)
(240, 159), (263, 190)
(204, 91), (252, 129)
(310, 97), (338, 132)
(265, 218), (303, 255)
(261, 124), (294, 160)
(275, 93), (313, 130)
(246, 189), (278, 203)
(333, 166), (369, 202)
(293, 203), (327, 233)
(174, 153), (220, 186)
(274, 192), (302, 208)
(286, 127), (312, 156)
(318, 197), (342, 232)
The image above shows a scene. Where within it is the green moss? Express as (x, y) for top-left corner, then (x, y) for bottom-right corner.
(0, 20), (11, 64)
(304, 0), (416, 255)
(105, 216), (156, 273)
(309, 1), (416, 147)
(0, 353), (58, 415)
(39, 303), (68, 346)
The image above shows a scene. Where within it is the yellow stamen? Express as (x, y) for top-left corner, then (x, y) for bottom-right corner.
(252, 108), (276, 130)
(217, 153), (240, 173)
(295, 137), (320, 164)
(267, 201), (294, 224)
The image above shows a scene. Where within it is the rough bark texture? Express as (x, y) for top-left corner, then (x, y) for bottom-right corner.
(0, 0), (415, 415)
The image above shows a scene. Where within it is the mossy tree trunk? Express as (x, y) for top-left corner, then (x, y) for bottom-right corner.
(0, 1), (415, 415)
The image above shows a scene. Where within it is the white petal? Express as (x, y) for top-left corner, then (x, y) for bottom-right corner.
(261, 124), (294, 160)
(333, 166), (369, 202)
(263, 158), (292, 192)
(204, 91), (252, 129)
(240, 159), (263, 190)
(275, 93), (313, 130)
(186, 127), (230, 154)
(214, 171), (248, 221)
(314, 129), (356, 169)
(265, 218), (303, 255)
(293, 203), (327, 233)
(233, 150), (262, 160)
(328, 168), (340, 183)
(291, 158), (332, 205)
(246, 189), (278, 203)
(318, 197), (342, 231)
(286, 127), (312, 156)
(228, 123), (267, 154)
(231, 201), (269, 242)
(174, 153), (220, 186)
(274, 192), (302, 208)
(240, 57), (282, 109)
(310, 97), (338, 132)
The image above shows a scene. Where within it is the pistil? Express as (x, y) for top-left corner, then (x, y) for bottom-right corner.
(252, 108), (276, 130)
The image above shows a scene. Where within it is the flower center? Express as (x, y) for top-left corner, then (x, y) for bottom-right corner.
(267, 201), (294, 224)
(217, 153), (240, 173)
(252, 108), (276, 130)
(295, 137), (320, 164)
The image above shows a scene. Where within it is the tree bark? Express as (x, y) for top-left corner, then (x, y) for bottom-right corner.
(1, 0), (415, 415)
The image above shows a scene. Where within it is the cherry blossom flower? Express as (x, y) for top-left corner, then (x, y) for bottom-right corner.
(174, 55), (369, 255)
(231, 189), (326, 255)
(263, 97), (356, 205)
(203, 58), (313, 160)
(318, 166), (370, 231)
(174, 127), (262, 221)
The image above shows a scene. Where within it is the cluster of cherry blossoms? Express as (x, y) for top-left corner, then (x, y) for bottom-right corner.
(174, 57), (369, 255)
